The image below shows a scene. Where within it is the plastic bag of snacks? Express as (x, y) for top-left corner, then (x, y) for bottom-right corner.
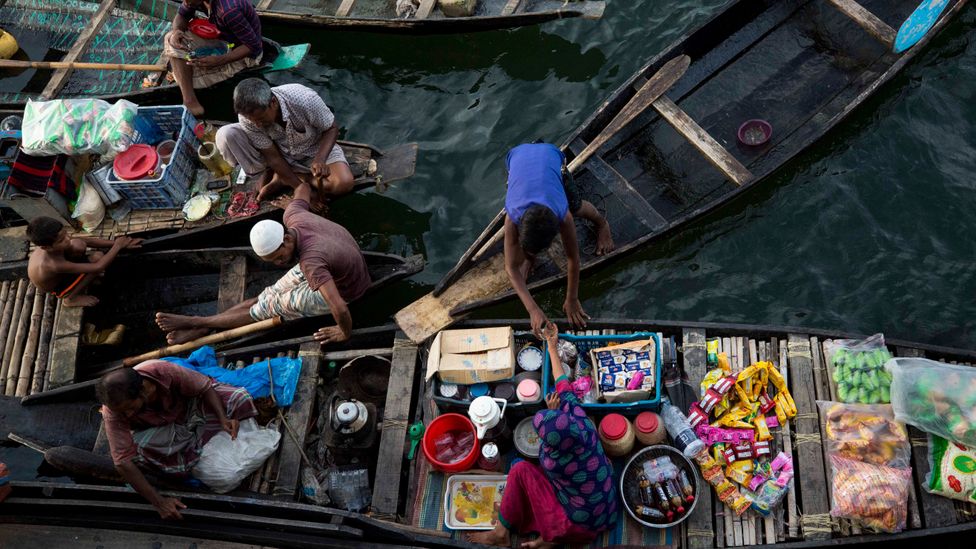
(887, 357), (976, 447)
(22, 98), (138, 157)
(925, 434), (976, 503)
(825, 334), (892, 404)
(818, 400), (911, 532)
(818, 401), (909, 468)
(829, 455), (911, 532)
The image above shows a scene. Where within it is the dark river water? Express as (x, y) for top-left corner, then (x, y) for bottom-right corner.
(235, 2), (976, 349)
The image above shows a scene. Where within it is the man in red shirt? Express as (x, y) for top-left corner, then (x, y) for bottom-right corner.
(155, 181), (371, 345)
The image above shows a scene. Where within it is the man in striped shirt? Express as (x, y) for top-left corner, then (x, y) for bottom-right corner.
(163, 0), (264, 116)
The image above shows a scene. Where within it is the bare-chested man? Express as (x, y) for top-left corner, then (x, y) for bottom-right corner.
(26, 216), (140, 307)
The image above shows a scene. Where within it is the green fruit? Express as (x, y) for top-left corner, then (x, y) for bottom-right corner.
(880, 386), (890, 403)
(868, 389), (881, 403)
(879, 370), (892, 385)
(867, 370), (880, 391)
(858, 387), (870, 404)
(838, 384), (850, 402)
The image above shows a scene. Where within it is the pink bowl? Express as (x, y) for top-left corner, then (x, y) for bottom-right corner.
(737, 119), (772, 146)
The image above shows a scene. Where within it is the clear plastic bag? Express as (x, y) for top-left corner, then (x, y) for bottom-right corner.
(192, 418), (281, 493)
(829, 455), (911, 533)
(22, 98), (138, 157)
(818, 400), (909, 468)
(825, 334), (892, 404)
(71, 181), (105, 232)
(887, 357), (976, 447)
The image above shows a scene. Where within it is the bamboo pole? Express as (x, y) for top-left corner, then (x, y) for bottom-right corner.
(0, 59), (166, 72)
(16, 291), (45, 397)
(0, 280), (10, 318)
(0, 280), (28, 391)
(122, 317), (282, 367)
(30, 295), (57, 395)
(6, 284), (36, 396)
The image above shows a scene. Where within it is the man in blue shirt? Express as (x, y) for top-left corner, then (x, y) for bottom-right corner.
(503, 142), (614, 337)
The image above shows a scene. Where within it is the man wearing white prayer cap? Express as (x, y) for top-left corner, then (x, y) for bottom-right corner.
(155, 182), (370, 345)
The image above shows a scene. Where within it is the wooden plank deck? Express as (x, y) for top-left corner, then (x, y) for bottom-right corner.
(273, 342), (322, 501)
(371, 333), (419, 518)
(682, 328), (715, 549)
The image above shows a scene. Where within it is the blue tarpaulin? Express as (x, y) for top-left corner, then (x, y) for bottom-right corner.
(166, 346), (303, 406)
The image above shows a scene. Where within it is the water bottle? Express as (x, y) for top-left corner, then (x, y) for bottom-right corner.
(660, 399), (705, 458)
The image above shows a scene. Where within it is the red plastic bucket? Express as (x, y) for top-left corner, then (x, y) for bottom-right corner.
(113, 144), (159, 180)
(422, 413), (480, 472)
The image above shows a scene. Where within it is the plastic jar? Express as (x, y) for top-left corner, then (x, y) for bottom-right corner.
(634, 412), (667, 446)
(516, 379), (541, 403)
(598, 413), (636, 457)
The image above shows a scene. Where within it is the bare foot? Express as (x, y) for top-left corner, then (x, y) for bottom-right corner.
(166, 327), (210, 345)
(465, 528), (509, 547)
(155, 312), (200, 332)
(595, 219), (615, 256)
(519, 538), (556, 549)
(257, 178), (286, 202)
(64, 294), (98, 307)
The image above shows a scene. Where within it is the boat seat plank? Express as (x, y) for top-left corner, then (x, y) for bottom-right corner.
(569, 138), (668, 231)
(652, 96), (753, 186)
(46, 301), (83, 390)
(500, 0), (522, 16)
(217, 256), (248, 313)
(786, 334), (831, 541)
(335, 0), (356, 17)
(256, 0), (277, 9)
(416, 0), (436, 19)
(41, 0), (118, 100)
(370, 333), (419, 517)
(273, 342), (321, 501)
(681, 328), (715, 549)
(825, 0), (896, 47)
(895, 346), (959, 528)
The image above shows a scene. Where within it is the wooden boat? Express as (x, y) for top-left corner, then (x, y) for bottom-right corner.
(394, 0), (972, 343)
(0, 245), (422, 403)
(0, 0), (309, 110)
(6, 318), (976, 547)
(0, 133), (419, 246)
(251, 0), (606, 33)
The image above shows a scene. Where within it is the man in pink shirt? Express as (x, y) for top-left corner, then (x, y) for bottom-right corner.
(96, 360), (257, 519)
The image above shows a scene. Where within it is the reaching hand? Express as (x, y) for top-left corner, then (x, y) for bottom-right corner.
(529, 307), (548, 340)
(221, 418), (240, 440)
(542, 321), (558, 345)
(113, 236), (134, 250)
(310, 160), (331, 179)
(166, 30), (186, 51)
(189, 55), (225, 69)
(154, 497), (186, 520)
(125, 237), (144, 249)
(562, 298), (589, 329)
(314, 325), (349, 345)
(545, 392), (560, 410)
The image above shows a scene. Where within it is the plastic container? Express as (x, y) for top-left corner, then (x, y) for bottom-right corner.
(514, 416), (541, 458)
(660, 401), (706, 458)
(198, 141), (232, 177)
(423, 413), (480, 472)
(156, 139), (177, 165)
(443, 474), (507, 530)
(599, 413), (636, 457)
(106, 105), (199, 209)
(469, 383), (489, 398)
(478, 442), (501, 471)
(635, 412), (667, 446)
(542, 332), (663, 412)
(439, 382), (460, 399)
(493, 382), (516, 403)
(517, 346), (544, 372)
(621, 446), (700, 528)
(516, 379), (541, 403)
(737, 119), (772, 146)
(327, 466), (371, 512)
(113, 144), (158, 180)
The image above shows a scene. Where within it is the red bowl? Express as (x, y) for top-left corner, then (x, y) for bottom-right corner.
(113, 144), (158, 180)
(422, 413), (480, 472)
(737, 119), (772, 146)
(189, 18), (220, 40)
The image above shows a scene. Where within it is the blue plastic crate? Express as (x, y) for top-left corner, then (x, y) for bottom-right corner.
(107, 105), (200, 209)
(542, 332), (662, 413)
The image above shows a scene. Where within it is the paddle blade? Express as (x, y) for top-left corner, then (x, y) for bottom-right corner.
(265, 43), (310, 72)
(894, 0), (950, 53)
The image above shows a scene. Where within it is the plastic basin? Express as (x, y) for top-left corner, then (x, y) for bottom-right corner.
(422, 413), (480, 472)
(737, 119), (772, 146)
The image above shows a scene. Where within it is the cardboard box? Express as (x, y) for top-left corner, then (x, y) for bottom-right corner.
(590, 337), (656, 403)
(425, 327), (515, 385)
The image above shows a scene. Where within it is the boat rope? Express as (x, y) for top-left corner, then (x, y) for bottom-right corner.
(793, 412), (819, 421)
(793, 433), (822, 447)
(383, 418), (408, 430)
(686, 528), (714, 539)
(800, 513), (833, 534)
(910, 437), (929, 446)
(267, 359), (314, 468)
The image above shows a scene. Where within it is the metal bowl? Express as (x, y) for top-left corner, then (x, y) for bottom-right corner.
(513, 417), (541, 458)
(620, 445), (700, 529)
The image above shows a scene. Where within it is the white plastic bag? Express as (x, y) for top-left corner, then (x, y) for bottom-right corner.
(887, 357), (976, 447)
(71, 181), (105, 232)
(192, 418), (281, 493)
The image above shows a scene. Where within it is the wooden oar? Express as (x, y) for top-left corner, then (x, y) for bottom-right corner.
(566, 54), (690, 173)
(122, 316), (283, 367)
(894, 0), (950, 53)
(0, 59), (166, 72)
